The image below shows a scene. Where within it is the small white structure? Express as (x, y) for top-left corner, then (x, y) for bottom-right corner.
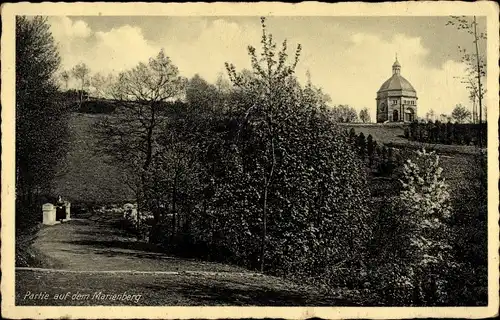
(42, 203), (58, 225)
(64, 201), (71, 221)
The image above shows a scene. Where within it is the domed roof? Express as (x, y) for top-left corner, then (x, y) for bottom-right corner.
(378, 74), (416, 93)
(378, 57), (416, 94)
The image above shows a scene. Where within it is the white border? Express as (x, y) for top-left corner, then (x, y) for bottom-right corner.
(2, 2), (499, 319)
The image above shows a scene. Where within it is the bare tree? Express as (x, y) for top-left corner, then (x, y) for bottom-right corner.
(426, 109), (435, 122)
(214, 72), (232, 112)
(95, 49), (185, 240)
(72, 63), (90, 106)
(60, 70), (70, 90)
(447, 16), (486, 145)
(359, 108), (371, 123)
(303, 69), (331, 107)
(91, 72), (114, 99)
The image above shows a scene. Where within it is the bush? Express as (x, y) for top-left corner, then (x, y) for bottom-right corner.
(369, 149), (456, 305)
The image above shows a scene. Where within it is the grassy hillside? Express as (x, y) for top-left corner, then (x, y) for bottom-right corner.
(52, 113), (135, 204)
(339, 123), (481, 155)
(51, 115), (481, 205)
(338, 123), (407, 145)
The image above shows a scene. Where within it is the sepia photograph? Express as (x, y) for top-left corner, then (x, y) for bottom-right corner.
(1, 2), (499, 319)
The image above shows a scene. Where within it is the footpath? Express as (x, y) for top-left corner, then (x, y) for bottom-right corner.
(15, 212), (346, 306)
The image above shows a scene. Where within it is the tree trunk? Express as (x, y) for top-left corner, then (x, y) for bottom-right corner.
(172, 171), (178, 238)
(79, 79), (84, 108)
(473, 16), (484, 147)
(143, 105), (156, 172)
(260, 134), (275, 273)
(260, 182), (268, 272)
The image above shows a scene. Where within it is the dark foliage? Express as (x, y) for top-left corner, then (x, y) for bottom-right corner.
(16, 16), (70, 230)
(406, 121), (486, 146)
(105, 18), (372, 291)
(445, 150), (488, 305)
(77, 100), (117, 114)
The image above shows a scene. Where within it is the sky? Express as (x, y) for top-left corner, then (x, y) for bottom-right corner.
(47, 15), (487, 120)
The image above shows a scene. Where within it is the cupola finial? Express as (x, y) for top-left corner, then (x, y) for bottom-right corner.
(392, 55), (401, 75)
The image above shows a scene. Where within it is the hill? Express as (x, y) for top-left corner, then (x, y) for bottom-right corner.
(338, 123), (407, 145)
(51, 115), (482, 205)
(338, 123), (481, 155)
(52, 113), (135, 204)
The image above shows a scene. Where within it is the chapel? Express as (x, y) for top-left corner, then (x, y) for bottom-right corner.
(376, 57), (417, 123)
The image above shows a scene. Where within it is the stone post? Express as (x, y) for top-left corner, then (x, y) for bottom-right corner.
(42, 203), (57, 225)
(64, 201), (71, 220)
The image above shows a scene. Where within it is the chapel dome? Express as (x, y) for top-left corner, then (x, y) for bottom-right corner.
(377, 57), (416, 96)
(378, 75), (416, 93)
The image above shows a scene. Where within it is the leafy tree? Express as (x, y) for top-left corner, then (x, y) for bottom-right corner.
(404, 127), (410, 139)
(359, 107), (371, 123)
(16, 16), (69, 227)
(71, 63), (90, 106)
(225, 16), (303, 272)
(330, 104), (358, 123)
(95, 49), (186, 240)
(376, 146), (396, 176)
(211, 17), (372, 277)
(367, 134), (375, 167)
(302, 70), (332, 108)
(214, 72), (232, 112)
(451, 104), (471, 123)
(348, 128), (357, 144)
(186, 74), (218, 112)
(357, 132), (366, 161)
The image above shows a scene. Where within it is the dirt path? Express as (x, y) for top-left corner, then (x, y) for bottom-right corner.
(16, 213), (348, 306)
(26, 217), (246, 272)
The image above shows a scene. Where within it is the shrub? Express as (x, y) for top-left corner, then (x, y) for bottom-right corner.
(399, 149), (451, 219)
(399, 149), (453, 304)
(370, 149), (456, 305)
